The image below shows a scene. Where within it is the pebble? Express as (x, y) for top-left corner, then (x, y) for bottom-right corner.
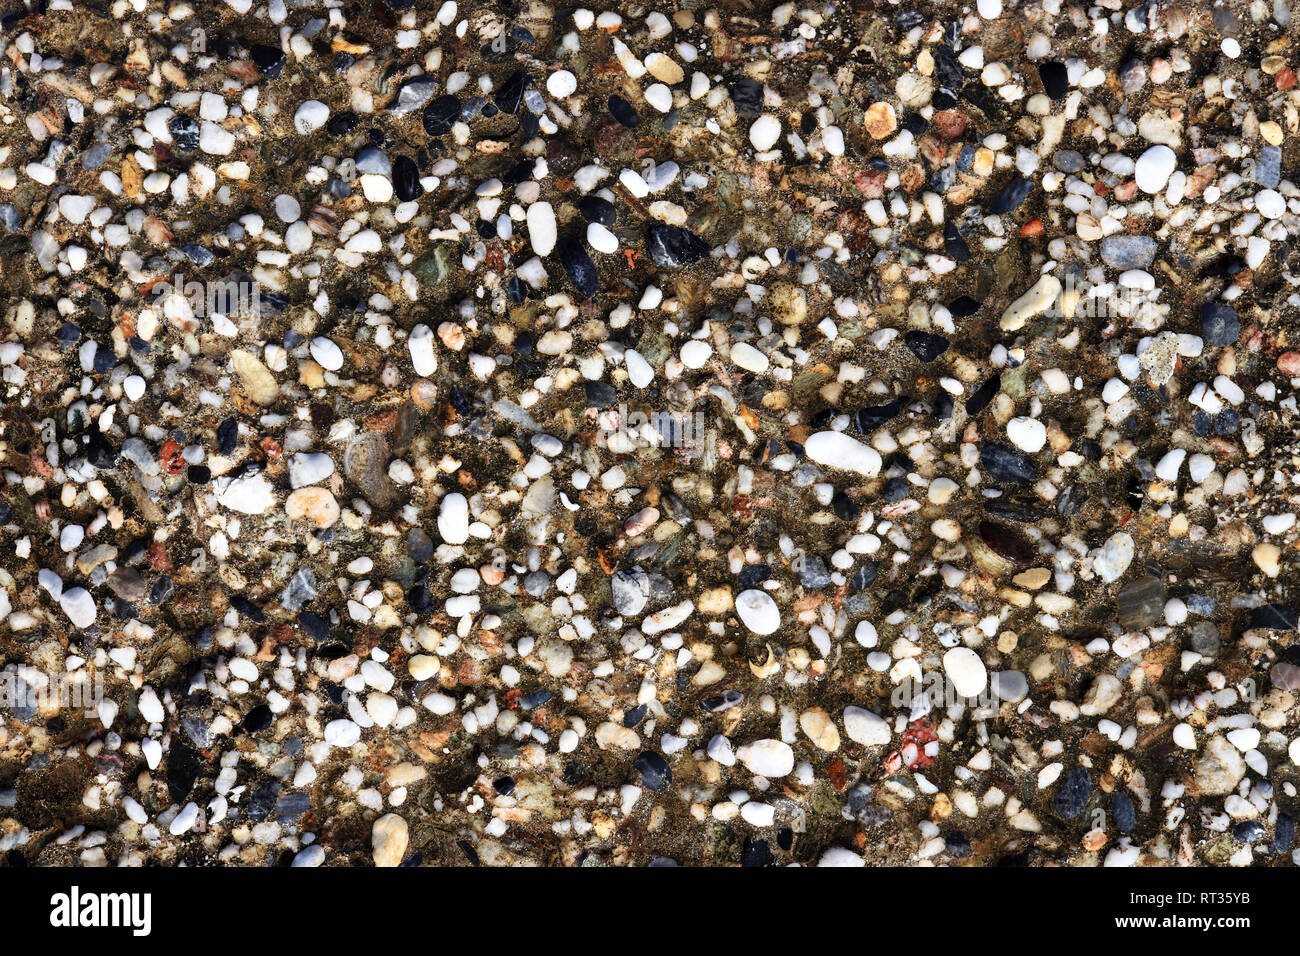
(371, 813), (408, 867)
(735, 739), (794, 777)
(735, 589), (781, 635)
(804, 431), (882, 477)
(748, 115), (782, 151)
(1135, 145), (1176, 194)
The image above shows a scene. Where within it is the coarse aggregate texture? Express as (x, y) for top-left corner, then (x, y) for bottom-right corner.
(0, 0), (1300, 868)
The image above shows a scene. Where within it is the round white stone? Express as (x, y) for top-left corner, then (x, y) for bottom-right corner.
(943, 647), (988, 698)
(822, 125), (845, 156)
(679, 339), (713, 369)
(625, 349), (655, 388)
(59, 587), (96, 629)
(274, 194), (301, 223)
(60, 525), (84, 552)
(735, 588), (780, 635)
(294, 100), (329, 134)
(123, 375), (146, 401)
(215, 473), (276, 515)
(804, 431), (882, 477)
(1135, 144), (1176, 194)
(736, 738), (794, 777)
(854, 620), (878, 648)
(843, 706), (891, 746)
(309, 336), (344, 370)
(749, 114), (781, 151)
(817, 846), (866, 867)
(546, 70), (577, 98)
(644, 83), (673, 113)
(288, 452), (334, 489)
(1005, 416), (1046, 453)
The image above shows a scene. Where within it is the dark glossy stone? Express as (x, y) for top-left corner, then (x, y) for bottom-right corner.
(216, 416), (238, 455)
(943, 222), (970, 260)
(980, 442), (1037, 484)
(933, 45), (963, 88)
(275, 792), (311, 823)
(230, 594), (265, 622)
(249, 43), (286, 79)
(583, 381), (617, 408)
(990, 176), (1033, 214)
(978, 520), (1033, 566)
(168, 114), (200, 151)
(634, 751), (671, 791)
(740, 838), (774, 867)
(392, 155), (421, 202)
(1233, 820), (1266, 843)
(965, 375), (1001, 416)
(1112, 792), (1136, 833)
(86, 429), (117, 468)
(904, 330), (949, 362)
(243, 704), (272, 732)
(299, 610), (328, 641)
(1275, 812), (1295, 852)
(1248, 604), (1297, 630)
(646, 224), (710, 268)
(422, 95), (461, 135)
(494, 71), (529, 114)
(855, 398), (905, 432)
(555, 233), (599, 297)
(1038, 60), (1068, 99)
(608, 94), (639, 127)
(1117, 575), (1164, 629)
(579, 195), (617, 226)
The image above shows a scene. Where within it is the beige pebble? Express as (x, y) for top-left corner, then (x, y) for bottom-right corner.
(371, 813), (408, 867)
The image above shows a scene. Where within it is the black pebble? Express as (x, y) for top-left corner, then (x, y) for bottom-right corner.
(168, 114), (200, 151)
(729, 77), (764, 118)
(1112, 792), (1136, 833)
(230, 595), (266, 622)
(579, 195), (617, 227)
(990, 176), (1033, 214)
(248, 43), (286, 79)
(634, 751), (671, 791)
(1055, 767), (1092, 820)
(393, 155), (421, 202)
(904, 330), (949, 363)
(943, 222), (970, 260)
(608, 94), (639, 128)
(1038, 61), (1069, 99)
(422, 95), (460, 135)
(555, 234), (599, 297)
(494, 71), (530, 114)
(965, 374), (1001, 416)
(646, 224), (710, 268)
(980, 442), (1037, 484)
(1200, 302), (1239, 347)
(216, 417), (238, 455)
(243, 704), (273, 732)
